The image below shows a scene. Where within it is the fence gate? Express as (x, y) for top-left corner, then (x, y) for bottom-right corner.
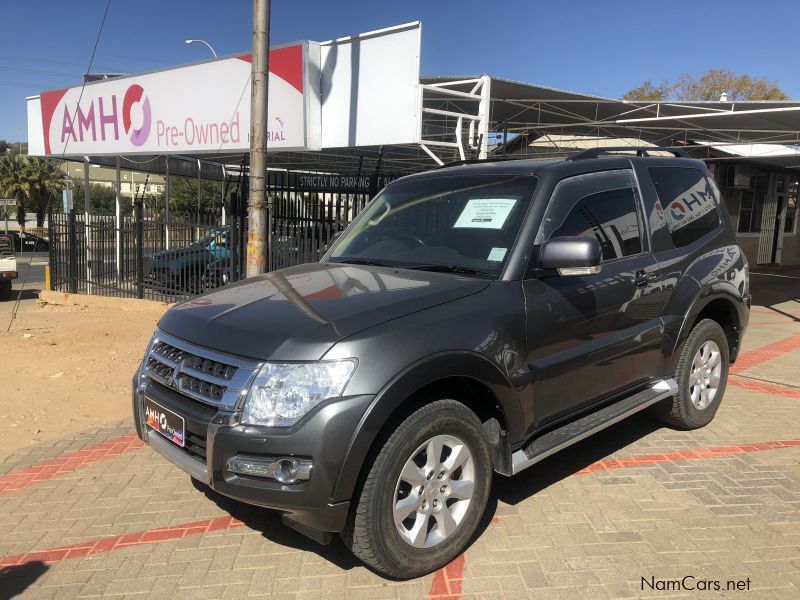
(49, 168), (401, 300)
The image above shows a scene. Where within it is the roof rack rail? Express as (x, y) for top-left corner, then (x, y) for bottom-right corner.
(567, 146), (689, 161)
(437, 156), (519, 169)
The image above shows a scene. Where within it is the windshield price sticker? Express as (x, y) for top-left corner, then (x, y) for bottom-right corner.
(487, 247), (508, 262)
(453, 199), (517, 229)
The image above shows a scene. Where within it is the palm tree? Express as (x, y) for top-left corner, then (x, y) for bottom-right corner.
(0, 155), (67, 229)
(0, 154), (31, 229)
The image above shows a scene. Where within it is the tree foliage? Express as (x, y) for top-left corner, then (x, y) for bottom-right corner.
(70, 182), (119, 215)
(0, 154), (67, 228)
(623, 80), (673, 102)
(623, 69), (789, 102)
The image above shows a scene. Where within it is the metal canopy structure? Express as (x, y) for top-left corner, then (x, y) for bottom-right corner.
(419, 76), (800, 167)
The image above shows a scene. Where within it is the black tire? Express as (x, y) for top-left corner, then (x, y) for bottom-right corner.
(0, 281), (10, 301)
(342, 400), (492, 579)
(656, 318), (729, 429)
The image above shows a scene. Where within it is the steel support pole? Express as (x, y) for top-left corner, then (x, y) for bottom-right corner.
(83, 158), (92, 294)
(247, 0), (270, 277)
(221, 165), (227, 226)
(115, 157), (122, 282)
(196, 158), (202, 241)
(165, 157), (170, 249)
(477, 76), (491, 160)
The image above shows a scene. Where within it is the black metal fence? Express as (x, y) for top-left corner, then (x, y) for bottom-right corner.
(49, 204), (244, 303)
(48, 169), (402, 301)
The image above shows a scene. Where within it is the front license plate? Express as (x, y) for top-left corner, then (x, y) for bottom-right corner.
(144, 397), (185, 448)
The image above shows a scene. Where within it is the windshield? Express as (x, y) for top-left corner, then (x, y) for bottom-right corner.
(327, 175), (537, 277)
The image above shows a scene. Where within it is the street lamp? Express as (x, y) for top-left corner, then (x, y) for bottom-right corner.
(185, 39), (218, 58)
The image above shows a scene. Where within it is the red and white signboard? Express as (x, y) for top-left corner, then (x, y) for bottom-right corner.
(27, 23), (422, 157)
(28, 42), (320, 156)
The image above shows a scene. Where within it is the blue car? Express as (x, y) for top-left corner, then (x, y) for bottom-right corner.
(144, 228), (230, 293)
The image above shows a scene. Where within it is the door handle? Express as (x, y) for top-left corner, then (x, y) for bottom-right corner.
(633, 270), (658, 287)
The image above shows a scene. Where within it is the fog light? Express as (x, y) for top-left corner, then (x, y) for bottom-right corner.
(226, 456), (312, 483)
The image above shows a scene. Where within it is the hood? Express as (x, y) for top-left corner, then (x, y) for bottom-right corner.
(157, 262), (489, 361)
(151, 246), (207, 262)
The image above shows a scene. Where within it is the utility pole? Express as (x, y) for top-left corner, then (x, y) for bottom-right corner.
(246, 0), (270, 277)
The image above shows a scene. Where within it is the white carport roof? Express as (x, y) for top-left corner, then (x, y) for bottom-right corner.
(78, 75), (800, 176)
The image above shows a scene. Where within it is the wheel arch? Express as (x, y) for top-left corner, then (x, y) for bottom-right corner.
(669, 288), (745, 373)
(331, 352), (523, 503)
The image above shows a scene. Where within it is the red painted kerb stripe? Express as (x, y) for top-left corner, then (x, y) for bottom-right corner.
(0, 516), (244, 567)
(0, 433), (144, 496)
(731, 334), (800, 373)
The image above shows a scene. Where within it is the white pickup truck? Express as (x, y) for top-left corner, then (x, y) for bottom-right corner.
(0, 235), (17, 301)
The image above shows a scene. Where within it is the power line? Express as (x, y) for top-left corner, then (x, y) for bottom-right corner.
(6, 0), (113, 332)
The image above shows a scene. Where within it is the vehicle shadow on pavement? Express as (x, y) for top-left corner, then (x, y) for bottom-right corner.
(0, 561), (48, 600)
(191, 479), (363, 571)
(192, 473), (499, 579)
(493, 411), (661, 506)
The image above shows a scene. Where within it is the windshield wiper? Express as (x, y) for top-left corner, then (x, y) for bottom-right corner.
(406, 265), (495, 277)
(334, 258), (391, 267)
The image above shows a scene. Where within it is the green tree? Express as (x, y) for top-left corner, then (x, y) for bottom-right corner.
(70, 182), (119, 215)
(0, 154), (32, 228)
(168, 176), (226, 216)
(623, 69), (789, 102)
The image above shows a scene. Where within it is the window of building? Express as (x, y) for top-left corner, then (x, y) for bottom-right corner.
(649, 167), (721, 246)
(737, 174), (768, 233)
(537, 169), (642, 261)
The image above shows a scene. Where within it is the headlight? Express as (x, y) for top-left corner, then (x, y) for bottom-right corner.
(242, 360), (356, 427)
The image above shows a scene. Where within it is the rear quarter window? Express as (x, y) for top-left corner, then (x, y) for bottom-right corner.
(649, 166), (721, 248)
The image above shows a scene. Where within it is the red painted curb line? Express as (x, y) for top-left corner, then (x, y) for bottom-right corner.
(575, 438), (800, 474)
(428, 554), (465, 599)
(0, 516), (245, 567)
(729, 375), (800, 400)
(731, 334), (800, 374)
(0, 433), (145, 496)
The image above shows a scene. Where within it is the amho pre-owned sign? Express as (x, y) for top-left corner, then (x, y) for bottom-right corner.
(28, 42), (321, 156)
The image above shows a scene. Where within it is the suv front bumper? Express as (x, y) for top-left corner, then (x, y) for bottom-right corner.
(132, 368), (373, 543)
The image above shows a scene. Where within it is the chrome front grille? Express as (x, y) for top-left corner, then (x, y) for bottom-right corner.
(143, 330), (261, 410)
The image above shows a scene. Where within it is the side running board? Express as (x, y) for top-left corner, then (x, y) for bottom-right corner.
(511, 378), (678, 475)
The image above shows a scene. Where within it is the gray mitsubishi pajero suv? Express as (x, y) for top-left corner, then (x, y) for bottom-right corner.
(133, 148), (750, 578)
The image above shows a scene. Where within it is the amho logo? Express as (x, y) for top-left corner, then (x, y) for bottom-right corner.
(670, 202), (687, 220)
(59, 83), (151, 146)
(122, 84), (152, 146)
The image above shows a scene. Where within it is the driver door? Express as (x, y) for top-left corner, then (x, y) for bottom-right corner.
(523, 169), (666, 430)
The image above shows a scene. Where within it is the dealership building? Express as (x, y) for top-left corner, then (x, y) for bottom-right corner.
(25, 21), (800, 271)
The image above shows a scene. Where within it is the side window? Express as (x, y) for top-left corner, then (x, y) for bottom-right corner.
(649, 167), (721, 247)
(536, 169), (643, 262)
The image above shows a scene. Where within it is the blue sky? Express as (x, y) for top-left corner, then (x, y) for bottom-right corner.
(3, 0), (800, 141)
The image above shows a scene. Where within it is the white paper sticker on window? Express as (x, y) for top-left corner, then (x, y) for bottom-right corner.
(453, 199), (518, 229)
(487, 247), (507, 262)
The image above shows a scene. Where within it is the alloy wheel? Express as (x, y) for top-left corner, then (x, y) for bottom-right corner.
(688, 340), (722, 410)
(392, 434), (475, 548)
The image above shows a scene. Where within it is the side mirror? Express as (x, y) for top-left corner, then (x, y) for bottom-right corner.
(539, 236), (602, 276)
(331, 230), (343, 243)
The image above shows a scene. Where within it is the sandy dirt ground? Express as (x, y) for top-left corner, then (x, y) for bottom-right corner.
(1, 302), (162, 455)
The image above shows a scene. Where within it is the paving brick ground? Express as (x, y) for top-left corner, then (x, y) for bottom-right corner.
(1, 279), (799, 599)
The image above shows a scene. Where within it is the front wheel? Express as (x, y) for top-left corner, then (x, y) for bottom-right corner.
(342, 400), (492, 579)
(656, 318), (729, 429)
